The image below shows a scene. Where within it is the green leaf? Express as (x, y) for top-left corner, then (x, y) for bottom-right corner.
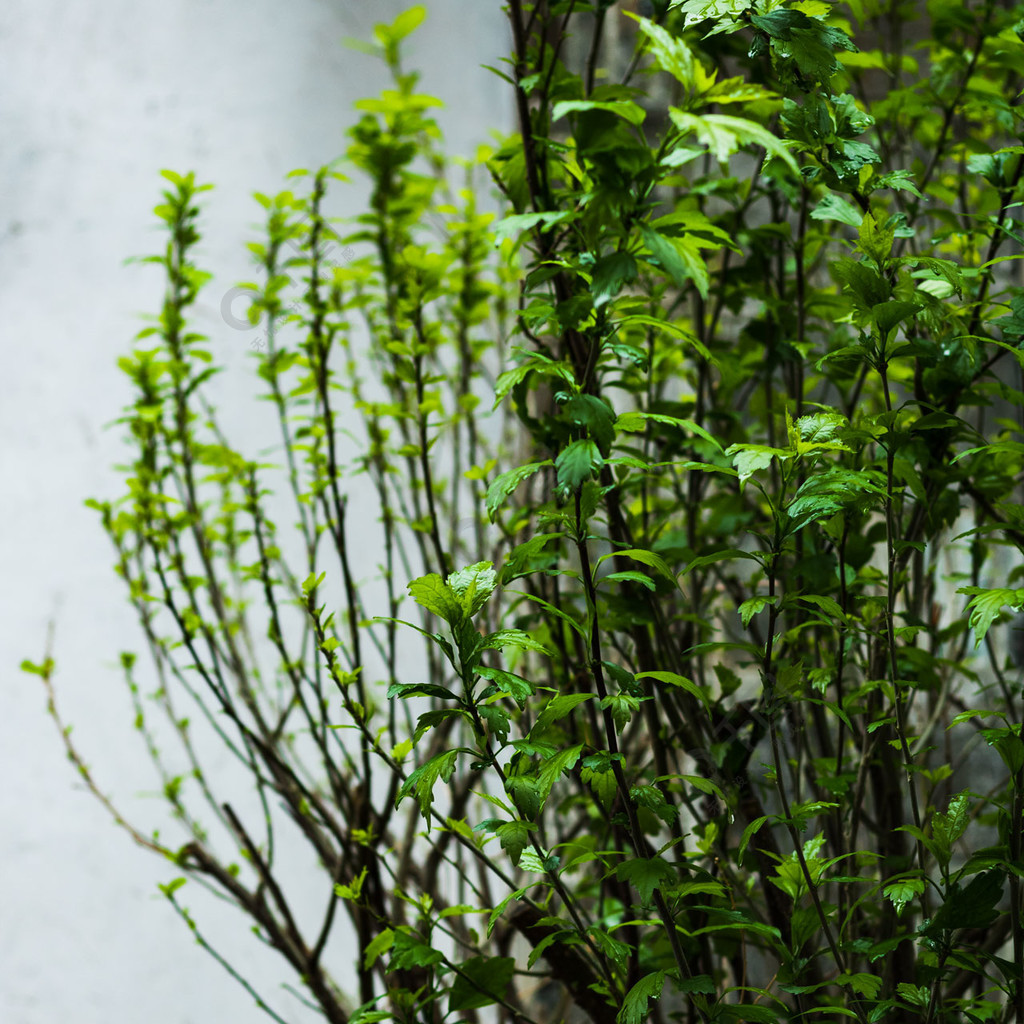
(491, 210), (575, 247)
(387, 682), (456, 701)
(618, 971), (667, 1024)
(596, 546), (677, 585)
(717, 1004), (780, 1022)
(739, 595), (776, 627)
(505, 775), (542, 820)
(958, 586), (1024, 647)
(601, 570), (657, 591)
(627, 12), (711, 89)
(301, 571), (326, 595)
(636, 670), (710, 711)
(487, 887), (528, 938)
(926, 871), (1004, 934)
(476, 665), (534, 706)
(560, 394), (617, 456)
(870, 169), (924, 198)
(448, 956), (516, 1013)
(589, 926), (632, 969)
(591, 251), (639, 307)
(668, 110), (799, 174)
(810, 193), (862, 226)
(478, 629), (553, 655)
(537, 744), (584, 806)
(495, 819), (536, 867)
(363, 928), (394, 969)
(407, 574), (463, 624)
(639, 223), (709, 297)
(447, 561), (497, 617)
(555, 439), (603, 493)
(615, 857), (675, 905)
(553, 99), (646, 127)
(883, 876), (925, 916)
(395, 749), (459, 825)
(932, 791), (970, 864)
(389, 928), (444, 970)
(872, 299), (921, 337)
(739, 816), (769, 860)
(485, 461), (551, 521)
(726, 443), (791, 483)
(384, 6), (426, 43)
(533, 693), (595, 736)
(751, 9), (857, 84)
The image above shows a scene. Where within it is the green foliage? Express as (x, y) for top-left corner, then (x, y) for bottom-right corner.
(29, 3), (1024, 1024)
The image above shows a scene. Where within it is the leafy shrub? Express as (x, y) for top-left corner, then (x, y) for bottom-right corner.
(26, 2), (1024, 1022)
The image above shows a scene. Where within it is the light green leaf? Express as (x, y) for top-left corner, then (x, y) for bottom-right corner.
(669, 110), (799, 174)
(883, 876), (925, 916)
(552, 99), (646, 127)
(363, 928), (394, 969)
(407, 574), (463, 624)
(639, 224), (710, 297)
(491, 210), (575, 247)
(636, 670), (710, 710)
(447, 561), (497, 617)
(810, 193), (862, 227)
(958, 586), (1024, 647)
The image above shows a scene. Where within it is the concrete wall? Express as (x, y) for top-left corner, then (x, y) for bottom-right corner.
(0, 2), (508, 1021)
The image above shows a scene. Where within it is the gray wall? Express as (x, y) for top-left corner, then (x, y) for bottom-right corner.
(0, 2), (508, 1021)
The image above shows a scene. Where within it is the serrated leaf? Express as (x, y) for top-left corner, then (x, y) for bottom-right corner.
(618, 972), (667, 1024)
(669, 110), (799, 174)
(396, 750), (459, 826)
(958, 586), (1024, 647)
(476, 665), (535, 706)
(932, 791), (970, 863)
(532, 693), (595, 736)
(389, 928), (444, 970)
(883, 876), (925, 916)
(447, 561), (497, 617)
(485, 461), (551, 521)
(639, 223), (709, 297)
(810, 193), (862, 226)
(871, 169), (924, 198)
(537, 744), (584, 806)
(739, 595), (776, 627)
(560, 394), (617, 456)
(555, 439), (603, 493)
(407, 574), (463, 624)
(615, 857), (675, 905)
(478, 629), (552, 655)
(726, 444), (790, 483)
(496, 819), (536, 867)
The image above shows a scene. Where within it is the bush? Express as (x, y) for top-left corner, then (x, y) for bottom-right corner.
(26, 2), (1024, 1022)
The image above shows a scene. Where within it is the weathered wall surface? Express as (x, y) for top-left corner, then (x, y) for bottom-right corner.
(0, 3), (507, 1021)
